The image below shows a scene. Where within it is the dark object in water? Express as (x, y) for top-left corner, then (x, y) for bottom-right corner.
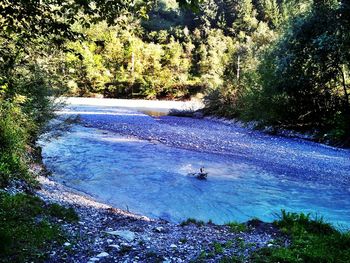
(189, 167), (208, 180)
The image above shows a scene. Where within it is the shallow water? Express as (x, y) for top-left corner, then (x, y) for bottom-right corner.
(40, 101), (350, 228)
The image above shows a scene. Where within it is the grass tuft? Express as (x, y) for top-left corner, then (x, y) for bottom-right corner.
(225, 221), (247, 233)
(251, 210), (350, 262)
(47, 203), (79, 222)
(180, 218), (205, 227)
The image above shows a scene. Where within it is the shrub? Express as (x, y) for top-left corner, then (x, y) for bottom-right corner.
(0, 103), (30, 187)
(225, 221), (247, 233)
(180, 218), (205, 227)
(251, 210), (350, 262)
(0, 193), (69, 262)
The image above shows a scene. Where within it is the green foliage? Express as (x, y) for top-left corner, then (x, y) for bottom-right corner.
(202, 0), (350, 145)
(65, 18), (200, 99)
(213, 242), (224, 254)
(251, 210), (350, 262)
(180, 218), (205, 226)
(276, 210), (336, 235)
(225, 221), (247, 233)
(0, 103), (30, 187)
(0, 193), (76, 262)
(47, 203), (79, 223)
(253, 0), (350, 142)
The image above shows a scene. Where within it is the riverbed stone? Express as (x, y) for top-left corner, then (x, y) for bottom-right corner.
(96, 252), (109, 258)
(108, 244), (120, 249)
(155, 226), (165, 233)
(105, 230), (136, 242)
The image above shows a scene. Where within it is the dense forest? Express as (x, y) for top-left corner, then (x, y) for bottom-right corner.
(2, 0), (349, 151)
(60, 0), (350, 145)
(1, 1), (350, 155)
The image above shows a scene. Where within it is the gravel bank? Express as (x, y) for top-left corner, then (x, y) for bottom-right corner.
(60, 101), (350, 188)
(36, 98), (350, 261)
(36, 176), (283, 262)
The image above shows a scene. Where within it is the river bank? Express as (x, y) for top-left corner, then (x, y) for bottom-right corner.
(2, 97), (348, 262)
(35, 175), (283, 262)
(41, 98), (350, 227)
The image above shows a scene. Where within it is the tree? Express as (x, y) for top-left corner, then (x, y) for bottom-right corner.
(254, 0), (349, 141)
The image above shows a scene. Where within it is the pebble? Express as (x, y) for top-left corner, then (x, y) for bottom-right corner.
(96, 252), (109, 258)
(105, 230), (136, 242)
(155, 226), (165, 233)
(109, 244), (120, 249)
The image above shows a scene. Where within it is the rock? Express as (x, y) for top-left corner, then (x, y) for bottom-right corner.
(193, 111), (204, 119)
(105, 230), (136, 242)
(63, 242), (71, 247)
(170, 244), (177, 248)
(106, 239), (113, 243)
(96, 252), (109, 258)
(121, 242), (132, 247)
(154, 226), (165, 233)
(88, 257), (100, 262)
(108, 244), (120, 249)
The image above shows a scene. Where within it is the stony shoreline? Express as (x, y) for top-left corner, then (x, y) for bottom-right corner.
(35, 175), (285, 262)
(34, 98), (349, 261)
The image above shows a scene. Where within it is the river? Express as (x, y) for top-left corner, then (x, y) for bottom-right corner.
(40, 98), (350, 228)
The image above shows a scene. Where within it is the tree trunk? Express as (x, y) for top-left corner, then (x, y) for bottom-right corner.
(237, 54), (240, 84)
(340, 65), (350, 112)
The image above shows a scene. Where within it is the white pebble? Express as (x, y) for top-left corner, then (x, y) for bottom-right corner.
(96, 252), (109, 258)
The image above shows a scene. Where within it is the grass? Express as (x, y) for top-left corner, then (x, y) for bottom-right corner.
(225, 221), (247, 233)
(0, 192), (78, 262)
(47, 203), (79, 222)
(213, 242), (224, 254)
(180, 218), (205, 227)
(251, 210), (350, 262)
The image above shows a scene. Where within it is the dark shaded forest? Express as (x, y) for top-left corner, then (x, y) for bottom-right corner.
(2, 0), (349, 150)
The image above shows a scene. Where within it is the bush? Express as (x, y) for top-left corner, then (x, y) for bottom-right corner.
(251, 210), (350, 263)
(0, 103), (30, 187)
(203, 85), (241, 118)
(0, 193), (72, 262)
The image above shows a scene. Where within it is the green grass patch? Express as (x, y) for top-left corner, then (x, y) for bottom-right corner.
(225, 221), (247, 233)
(180, 218), (205, 227)
(251, 210), (350, 262)
(47, 203), (79, 222)
(213, 242), (224, 254)
(0, 192), (78, 262)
